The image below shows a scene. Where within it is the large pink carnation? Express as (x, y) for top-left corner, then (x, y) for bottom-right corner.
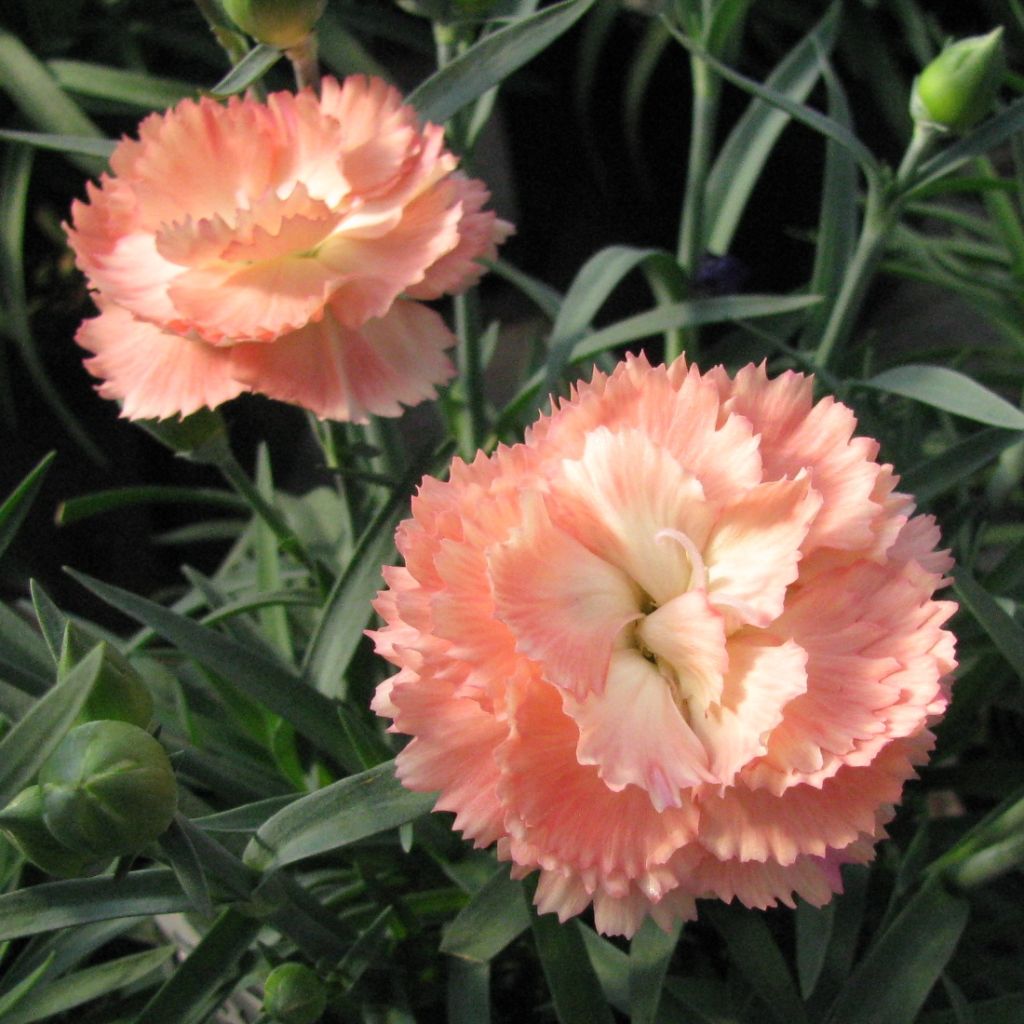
(370, 356), (957, 937)
(65, 75), (512, 422)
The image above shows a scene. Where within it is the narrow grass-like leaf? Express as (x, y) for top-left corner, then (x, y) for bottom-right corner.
(865, 366), (1024, 429)
(209, 44), (281, 96)
(243, 759), (434, 871)
(0, 129), (115, 159)
(628, 917), (680, 1024)
(565, 293), (821, 364)
(29, 581), (67, 662)
(706, 3), (840, 254)
(0, 30), (106, 175)
(407, 0), (599, 124)
(0, 957), (52, 1018)
(448, 958), (490, 1024)
(440, 865), (530, 962)
(5, 946), (174, 1024)
(487, 258), (562, 319)
(663, 19), (879, 181)
(825, 882), (968, 1024)
(66, 569), (357, 764)
(47, 61), (194, 110)
(57, 486), (245, 525)
(158, 815), (212, 918)
(0, 452), (55, 563)
(0, 645), (102, 806)
(255, 446), (293, 662)
(0, 603), (53, 695)
(911, 96), (1024, 194)
(901, 429), (1024, 503)
(0, 869), (198, 939)
(531, 913), (615, 1024)
(704, 902), (808, 1024)
(129, 910), (260, 1024)
(796, 900), (834, 999)
(193, 795), (297, 833)
(954, 568), (1024, 681)
(336, 905), (394, 987)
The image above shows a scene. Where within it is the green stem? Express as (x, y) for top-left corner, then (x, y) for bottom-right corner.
(209, 443), (330, 593)
(895, 121), (940, 184)
(286, 32), (321, 92)
(676, 56), (720, 355)
(454, 289), (486, 457)
(812, 193), (890, 371)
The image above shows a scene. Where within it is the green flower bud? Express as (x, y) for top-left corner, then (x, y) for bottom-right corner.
(222, 0), (326, 49)
(60, 630), (153, 729)
(0, 786), (108, 878)
(912, 27), (1006, 133)
(39, 721), (177, 860)
(263, 963), (328, 1024)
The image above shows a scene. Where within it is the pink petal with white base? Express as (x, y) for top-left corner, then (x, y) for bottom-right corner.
(489, 491), (641, 700)
(705, 474), (822, 628)
(567, 649), (713, 807)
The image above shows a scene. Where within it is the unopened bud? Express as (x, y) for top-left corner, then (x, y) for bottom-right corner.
(222, 0), (326, 49)
(60, 630), (153, 729)
(263, 963), (328, 1024)
(39, 721), (177, 860)
(0, 786), (108, 877)
(912, 28), (1005, 133)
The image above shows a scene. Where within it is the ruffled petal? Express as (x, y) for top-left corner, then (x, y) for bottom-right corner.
(228, 298), (455, 421)
(566, 649), (714, 808)
(77, 300), (247, 420)
(489, 490), (641, 700)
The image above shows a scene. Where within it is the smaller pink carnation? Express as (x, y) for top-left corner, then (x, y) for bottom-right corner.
(370, 355), (957, 937)
(65, 75), (512, 422)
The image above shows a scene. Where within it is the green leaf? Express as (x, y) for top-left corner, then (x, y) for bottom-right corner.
(954, 568), (1024, 681)
(407, 0), (599, 124)
(704, 902), (808, 1024)
(158, 815), (212, 918)
(0, 956), (53, 1018)
(129, 910), (260, 1024)
(706, 3), (840, 254)
(0, 602), (52, 695)
(440, 865), (530, 962)
(900, 428), (1024, 503)
(488, 258), (563, 320)
(66, 569), (357, 765)
(0, 30), (107, 175)
(0, 129), (115, 160)
(209, 44), (282, 96)
(243, 759), (434, 872)
(565, 293), (821, 364)
(866, 365), (1024, 430)
(825, 882), (969, 1024)
(4, 947), (174, 1024)
(629, 917), (680, 1024)
(29, 581), (67, 663)
(0, 869), (198, 940)
(47, 60), (195, 110)
(57, 486), (245, 525)
(531, 913), (616, 1024)
(193, 795), (297, 833)
(0, 645), (102, 807)
(912, 96), (1024, 194)
(796, 900), (834, 999)
(663, 18), (879, 182)
(447, 958), (490, 1024)
(0, 452), (54, 563)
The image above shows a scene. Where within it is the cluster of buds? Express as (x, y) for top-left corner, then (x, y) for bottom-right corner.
(0, 641), (175, 877)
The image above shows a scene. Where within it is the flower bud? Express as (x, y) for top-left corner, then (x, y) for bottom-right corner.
(60, 630), (153, 729)
(222, 0), (326, 49)
(0, 786), (108, 877)
(39, 721), (177, 859)
(911, 27), (1005, 133)
(263, 963), (328, 1024)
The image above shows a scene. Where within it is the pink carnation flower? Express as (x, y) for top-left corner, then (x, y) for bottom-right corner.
(370, 355), (957, 937)
(65, 75), (512, 422)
